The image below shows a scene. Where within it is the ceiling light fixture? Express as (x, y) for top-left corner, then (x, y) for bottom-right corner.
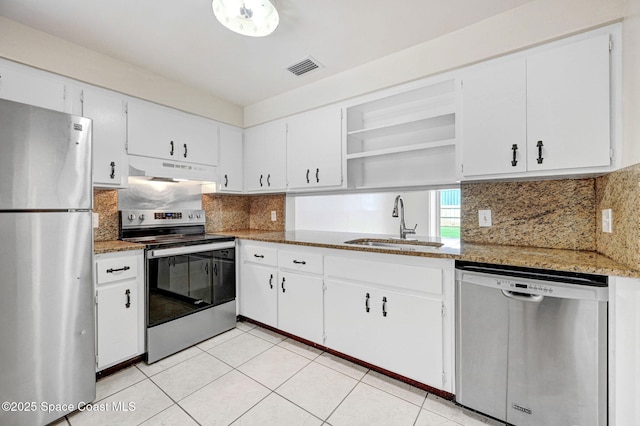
(212, 0), (279, 37)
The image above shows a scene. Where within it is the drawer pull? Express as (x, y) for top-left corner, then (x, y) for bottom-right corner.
(511, 144), (518, 167)
(382, 296), (388, 317)
(254, 254), (265, 259)
(365, 293), (370, 313)
(306, 169), (310, 184)
(269, 274), (274, 289)
(125, 289), (131, 309)
(106, 266), (131, 274)
(537, 141), (544, 164)
(281, 276), (286, 293)
(293, 260), (306, 265)
(110, 161), (116, 179)
(316, 168), (320, 183)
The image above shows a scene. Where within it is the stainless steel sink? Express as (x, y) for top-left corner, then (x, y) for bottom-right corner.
(344, 238), (444, 251)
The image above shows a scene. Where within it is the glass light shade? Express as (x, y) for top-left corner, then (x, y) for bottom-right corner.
(212, 0), (279, 37)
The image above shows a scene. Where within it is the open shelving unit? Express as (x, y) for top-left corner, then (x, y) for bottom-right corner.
(345, 78), (458, 189)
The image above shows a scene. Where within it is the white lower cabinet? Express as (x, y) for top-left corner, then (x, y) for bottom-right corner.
(95, 251), (144, 371)
(324, 254), (450, 390)
(239, 240), (454, 392)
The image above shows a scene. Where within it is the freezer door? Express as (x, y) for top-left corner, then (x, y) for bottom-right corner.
(0, 212), (95, 426)
(0, 98), (92, 210)
(506, 295), (608, 426)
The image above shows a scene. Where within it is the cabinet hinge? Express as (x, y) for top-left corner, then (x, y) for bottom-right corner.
(323, 333), (327, 343)
(442, 371), (446, 386)
(609, 39), (614, 52)
(80, 90), (84, 103)
(460, 80), (464, 89)
(322, 283), (327, 291)
(124, 102), (128, 114)
(460, 163), (464, 174)
(441, 303), (446, 317)
(96, 354), (99, 367)
(95, 291), (99, 305)
(63, 86), (67, 101)
(340, 109), (343, 120)
(610, 148), (614, 159)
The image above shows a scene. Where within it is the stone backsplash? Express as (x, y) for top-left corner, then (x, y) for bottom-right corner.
(461, 179), (597, 251)
(94, 189), (119, 241)
(202, 193), (286, 233)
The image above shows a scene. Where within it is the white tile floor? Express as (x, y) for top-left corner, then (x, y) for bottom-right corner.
(52, 321), (502, 426)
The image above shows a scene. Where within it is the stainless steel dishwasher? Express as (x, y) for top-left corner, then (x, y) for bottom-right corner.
(455, 261), (608, 426)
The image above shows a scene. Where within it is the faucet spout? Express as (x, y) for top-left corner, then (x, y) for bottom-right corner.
(392, 195), (416, 239)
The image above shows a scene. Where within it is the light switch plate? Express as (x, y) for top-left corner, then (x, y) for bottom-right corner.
(602, 209), (613, 233)
(479, 210), (492, 227)
(271, 210), (277, 222)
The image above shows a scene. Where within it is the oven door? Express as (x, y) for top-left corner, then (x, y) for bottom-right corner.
(147, 242), (235, 327)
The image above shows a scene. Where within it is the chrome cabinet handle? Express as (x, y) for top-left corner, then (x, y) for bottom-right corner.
(170, 141), (174, 156)
(365, 293), (370, 313)
(293, 260), (306, 265)
(224, 174), (228, 187)
(537, 141), (544, 164)
(213, 263), (218, 276)
(106, 266), (130, 273)
(281, 276), (286, 293)
(125, 289), (131, 309)
(183, 143), (188, 158)
(511, 144), (518, 167)
(110, 161), (116, 179)
(316, 168), (320, 183)
(382, 296), (388, 317)
(269, 274), (273, 289)
(306, 169), (310, 184)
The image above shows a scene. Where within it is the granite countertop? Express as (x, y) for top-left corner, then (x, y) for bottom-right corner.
(216, 229), (640, 278)
(94, 240), (145, 254)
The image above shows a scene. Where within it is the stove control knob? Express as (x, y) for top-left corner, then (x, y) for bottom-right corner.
(127, 214), (136, 221)
(188, 214), (194, 219)
(196, 213), (202, 219)
(138, 214), (145, 221)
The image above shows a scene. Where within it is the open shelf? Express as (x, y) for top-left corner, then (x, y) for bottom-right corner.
(346, 138), (456, 160)
(347, 109), (455, 141)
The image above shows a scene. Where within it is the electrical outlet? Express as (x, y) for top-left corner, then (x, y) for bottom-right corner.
(93, 212), (99, 229)
(602, 209), (613, 233)
(271, 210), (277, 222)
(478, 210), (492, 227)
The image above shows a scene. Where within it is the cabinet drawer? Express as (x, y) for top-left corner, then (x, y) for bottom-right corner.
(325, 256), (442, 295)
(242, 244), (278, 266)
(278, 250), (323, 275)
(96, 255), (138, 284)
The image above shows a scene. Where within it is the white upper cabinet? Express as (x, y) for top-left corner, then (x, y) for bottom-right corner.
(82, 86), (129, 188)
(218, 124), (244, 192)
(0, 60), (68, 113)
(287, 106), (343, 190)
(461, 57), (527, 176)
(461, 29), (615, 179)
(244, 119), (287, 192)
(526, 34), (611, 172)
(127, 99), (218, 166)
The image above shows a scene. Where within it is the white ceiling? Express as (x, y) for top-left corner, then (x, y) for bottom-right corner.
(0, 0), (533, 107)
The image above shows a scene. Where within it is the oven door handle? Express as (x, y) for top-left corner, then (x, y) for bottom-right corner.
(148, 241), (235, 258)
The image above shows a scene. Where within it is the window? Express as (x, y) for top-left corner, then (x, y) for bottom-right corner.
(439, 189), (460, 239)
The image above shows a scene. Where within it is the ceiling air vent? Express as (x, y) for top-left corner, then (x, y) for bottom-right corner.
(286, 56), (323, 77)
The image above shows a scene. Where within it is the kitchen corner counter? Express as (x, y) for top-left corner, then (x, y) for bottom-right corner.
(216, 229), (640, 278)
(94, 240), (145, 254)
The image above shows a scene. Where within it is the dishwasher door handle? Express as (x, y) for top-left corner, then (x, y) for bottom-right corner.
(501, 290), (544, 303)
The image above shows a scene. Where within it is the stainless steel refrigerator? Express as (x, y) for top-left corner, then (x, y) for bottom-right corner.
(0, 98), (95, 425)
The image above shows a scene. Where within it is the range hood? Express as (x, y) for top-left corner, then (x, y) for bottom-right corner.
(128, 154), (217, 182)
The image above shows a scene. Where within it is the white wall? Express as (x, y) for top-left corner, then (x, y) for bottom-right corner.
(0, 17), (243, 127)
(292, 191), (436, 237)
(244, 0), (624, 127)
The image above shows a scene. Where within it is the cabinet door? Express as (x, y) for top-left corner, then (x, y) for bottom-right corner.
(181, 113), (219, 166)
(371, 289), (443, 387)
(527, 34), (611, 172)
(278, 272), (323, 344)
(96, 281), (138, 369)
(287, 106), (343, 189)
(0, 61), (67, 112)
(82, 87), (128, 188)
(218, 125), (244, 192)
(240, 263), (278, 327)
(461, 58), (527, 177)
(244, 120), (287, 192)
(127, 100), (178, 161)
(324, 280), (375, 363)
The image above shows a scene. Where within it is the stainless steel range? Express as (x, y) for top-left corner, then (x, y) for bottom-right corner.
(120, 209), (236, 364)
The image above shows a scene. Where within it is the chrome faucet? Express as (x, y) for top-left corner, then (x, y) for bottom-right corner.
(392, 195), (417, 239)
